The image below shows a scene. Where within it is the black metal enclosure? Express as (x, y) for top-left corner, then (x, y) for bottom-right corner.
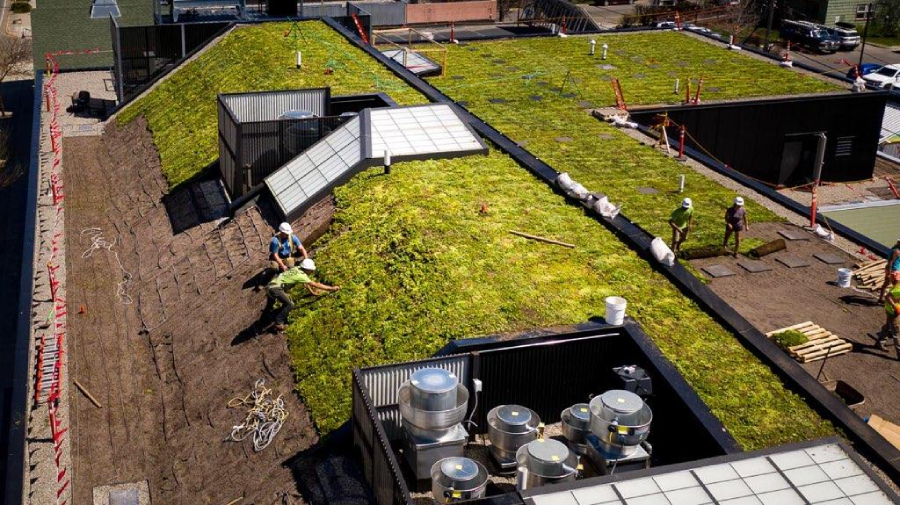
(217, 88), (395, 199)
(629, 92), (888, 187)
(351, 321), (739, 505)
(110, 17), (231, 103)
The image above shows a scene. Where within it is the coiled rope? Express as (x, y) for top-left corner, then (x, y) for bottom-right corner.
(228, 379), (288, 452)
(81, 228), (133, 305)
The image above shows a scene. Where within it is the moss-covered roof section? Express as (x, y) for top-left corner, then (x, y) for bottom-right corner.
(289, 148), (833, 447)
(32, 0), (153, 69)
(119, 22), (835, 449)
(118, 21), (428, 187)
(427, 33), (844, 251)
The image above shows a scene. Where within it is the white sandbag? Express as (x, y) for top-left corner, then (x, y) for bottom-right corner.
(814, 224), (834, 241)
(609, 114), (638, 129)
(568, 182), (590, 200)
(650, 237), (676, 266)
(556, 172), (574, 191)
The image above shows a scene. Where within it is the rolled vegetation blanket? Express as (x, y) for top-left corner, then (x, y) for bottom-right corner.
(679, 245), (729, 260)
(748, 238), (786, 259)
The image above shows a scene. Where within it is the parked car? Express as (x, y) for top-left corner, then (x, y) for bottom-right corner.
(781, 19), (840, 53)
(683, 23), (712, 33)
(656, 21), (676, 29)
(845, 63), (881, 79)
(864, 64), (900, 88)
(827, 23), (861, 50)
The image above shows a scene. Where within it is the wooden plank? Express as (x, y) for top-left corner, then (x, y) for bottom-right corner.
(869, 415), (900, 451)
(794, 339), (849, 355)
(798, 344), (853, 363)
(766, 321), (814, 336)
(789, 335), (842, 353)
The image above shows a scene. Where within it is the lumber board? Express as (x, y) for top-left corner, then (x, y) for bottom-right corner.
(797, 344), (853, 363)
(789, 335), (842, 353)
(766, 321), (814, 336)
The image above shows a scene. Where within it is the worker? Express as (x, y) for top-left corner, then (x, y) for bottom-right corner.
(723, 196), (749, 258)
(876, 270), (900, 351)
(270, 222), (308, 272)
(264, 259), (340, 331)
(668, 197), (694, 254)
(877, 238), (900, 304)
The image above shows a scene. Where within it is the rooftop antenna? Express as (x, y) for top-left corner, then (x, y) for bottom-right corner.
(283, 19), (306, 50)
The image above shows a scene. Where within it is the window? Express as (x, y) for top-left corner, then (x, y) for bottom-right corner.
(856, 3), (875, 20)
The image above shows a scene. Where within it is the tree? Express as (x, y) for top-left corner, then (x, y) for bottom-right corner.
(724, 0), (763, 44)
(0, 37), (32, 117)
(873, 0), (900, 36)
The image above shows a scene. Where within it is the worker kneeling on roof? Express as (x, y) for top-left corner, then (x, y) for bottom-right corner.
(265, 258), (340, 332)
(270, 222), (308, 272)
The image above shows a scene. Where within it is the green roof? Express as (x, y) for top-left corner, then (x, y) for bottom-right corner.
(32, 0), (153, 69)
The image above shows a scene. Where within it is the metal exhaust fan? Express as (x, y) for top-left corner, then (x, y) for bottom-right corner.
(430, 457), (489, 504)
(515, 438), (580, 491)
(487, 405), (541, 469)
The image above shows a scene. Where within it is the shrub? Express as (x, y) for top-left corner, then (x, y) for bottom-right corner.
(11, 2), (31, 13)
(772, 330), (809, 350)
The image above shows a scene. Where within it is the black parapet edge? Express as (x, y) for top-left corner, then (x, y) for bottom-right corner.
(325, 16), (900, 483)
(3, 73), (41, 505)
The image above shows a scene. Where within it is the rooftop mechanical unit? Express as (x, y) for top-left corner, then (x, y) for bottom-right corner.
(398, 368), (470, 480)
(584, 389), (653, 474)
(515, 438), (579, 491)
(487, 405), (541, 470)
(430, 457), (488, 504)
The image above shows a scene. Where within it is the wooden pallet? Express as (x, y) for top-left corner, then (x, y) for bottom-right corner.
(766, 321), (852, 363)
(853, 259), (887, 292)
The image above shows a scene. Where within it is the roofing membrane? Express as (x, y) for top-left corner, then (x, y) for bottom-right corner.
(526, 442), (899, 505)
(265, 104), (486, 219)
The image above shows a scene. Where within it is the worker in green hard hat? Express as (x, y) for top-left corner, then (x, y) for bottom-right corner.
(669, 197), (694, 254)
(264, 258), (340, 332)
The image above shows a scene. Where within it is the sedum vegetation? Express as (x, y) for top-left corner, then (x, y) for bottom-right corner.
(119, 21), (427, 186)
(427, 32), (841, 250)
(287, 149), (833, 447)
(121, 23), (835, 448)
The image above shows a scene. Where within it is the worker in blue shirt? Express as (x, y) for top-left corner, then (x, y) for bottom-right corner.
(269, 222), (308, 272)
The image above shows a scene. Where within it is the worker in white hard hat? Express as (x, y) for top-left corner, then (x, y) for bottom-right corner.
(269, 222), (308, 273)
(723, 196), (749, 258)
(668, 197), (694, 254)
(264, 258), (340, 331)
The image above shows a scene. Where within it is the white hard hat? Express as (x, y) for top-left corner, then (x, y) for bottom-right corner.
(734, 196), (744, 206)
(300, 258), (316, 271)
(279, 222), (293, 234)
(682, 197), (693, 208)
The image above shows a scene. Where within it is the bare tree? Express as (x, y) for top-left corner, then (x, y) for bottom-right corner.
(0, 37), (32, 117)
(723, 0), (762, 44)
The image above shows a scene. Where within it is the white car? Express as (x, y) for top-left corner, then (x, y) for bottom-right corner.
(863, 64), (900, 88)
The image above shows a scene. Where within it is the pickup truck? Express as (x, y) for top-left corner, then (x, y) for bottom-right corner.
(781, 20), (840, 53)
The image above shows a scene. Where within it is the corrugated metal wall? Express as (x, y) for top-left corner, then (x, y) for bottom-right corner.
(351, 2), (407, 26)
(217, 98), (239, 196)
(302, 3), (348, 17)
(221, 88), (329, 123)
(358, 355), (470, 408)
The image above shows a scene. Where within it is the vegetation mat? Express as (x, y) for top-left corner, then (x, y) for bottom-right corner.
(119, 21), (427, 187)
(120, 23), (834, 449)
(426, 33), (841, 251)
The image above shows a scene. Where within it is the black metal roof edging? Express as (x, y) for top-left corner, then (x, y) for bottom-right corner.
(324, 16), (900, 482)
(3, 73), (42, 505)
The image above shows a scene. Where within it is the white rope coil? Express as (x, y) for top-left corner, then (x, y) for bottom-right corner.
(81, 228), (133, 305)
(228, 379), (288, 452)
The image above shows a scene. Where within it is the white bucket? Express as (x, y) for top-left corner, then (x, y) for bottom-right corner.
(650, 237), (676, 267)
(605, 296), (627, 325)
(837, 268), (852, 288)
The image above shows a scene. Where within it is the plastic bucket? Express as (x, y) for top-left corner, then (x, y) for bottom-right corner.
(837, 268), (852, 288)
(605, 296), (627, 325)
